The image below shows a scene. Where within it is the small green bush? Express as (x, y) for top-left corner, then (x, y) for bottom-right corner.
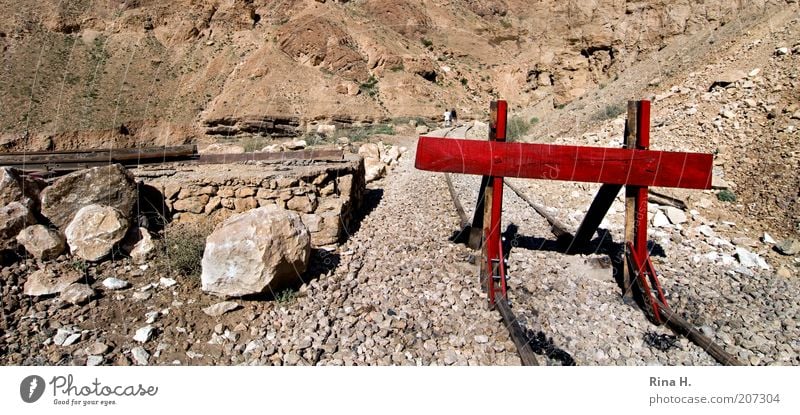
(240, 136), (269, 152)
(421, 38), (433, 48)
(717, 189), (737, 202)
(275, 289), (297, 304)
(508, 116), (531, 141)
(335, 124), (395, 142)
(359, 75), (379, 97)
(530, 117), (540, 125)
(593, 103), (626, 121)
(159, 221), (215, 278)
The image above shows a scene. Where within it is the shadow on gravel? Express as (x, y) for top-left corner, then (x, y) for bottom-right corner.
(242, 249), (341, 301)
(344, 188), (384, 239)
(525, 330), (577, 366)
(499, 223), (671, 322)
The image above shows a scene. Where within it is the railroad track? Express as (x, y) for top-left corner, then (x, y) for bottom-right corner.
(1, 145), (345, 176)
(438, 147), (742, 366)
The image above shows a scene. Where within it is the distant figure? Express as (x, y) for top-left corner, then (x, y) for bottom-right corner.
(443, 109), (452, 127)
(450, 108), (458, 126)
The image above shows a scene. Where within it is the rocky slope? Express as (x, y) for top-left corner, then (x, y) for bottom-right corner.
(1, 0), (796, 150)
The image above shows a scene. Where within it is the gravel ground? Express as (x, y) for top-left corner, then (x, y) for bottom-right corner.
(2, 128), (797, 366)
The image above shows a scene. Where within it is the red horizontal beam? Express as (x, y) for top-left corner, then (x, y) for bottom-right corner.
(415, 136), (713, 189)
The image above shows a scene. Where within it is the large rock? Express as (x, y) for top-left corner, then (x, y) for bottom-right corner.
(65, 205), (129, 262)
(40, 164), (137, 229)
(60, 283), (95, 305)
(201, 205), (311, 297)
(364, 157), (387, 183)
(358, 143), (381, 160)
(0, 167), (42, 208)
(23, 267), (83, 297)
(0, 201), (36, 251)
(129, 228), (155, 264)
(16, 224), (66, 260)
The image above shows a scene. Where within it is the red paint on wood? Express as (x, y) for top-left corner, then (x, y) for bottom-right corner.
(414, 137), (713, 189)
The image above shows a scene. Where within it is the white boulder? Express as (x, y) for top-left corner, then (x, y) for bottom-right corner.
(201, 205), (310, 298)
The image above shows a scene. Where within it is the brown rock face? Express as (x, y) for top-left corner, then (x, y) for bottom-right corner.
(276, 16), (369, 82)
(40, 164), (138, 229)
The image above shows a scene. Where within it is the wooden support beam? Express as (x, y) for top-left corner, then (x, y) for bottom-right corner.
(622, 101), (638, 301)
(415, 137), (713, 189)
(568, 184), (622, 252)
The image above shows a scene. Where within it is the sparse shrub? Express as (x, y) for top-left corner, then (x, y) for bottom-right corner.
(390, 64), (404, 72)
(359, 75), (379, 97)
(460, 78), (468, 86)
(71, 259), (88, 275)
(337, 124), (395, 142)
(240, 136), (269, 152)
(717, 189), (737, 202)
(508, 116), (531, 141)
(593, 103), (626, 121)
(556, 104), (566, 110)
(159, 221), (215, 278)
(421, 38), (433, 48)
(275, 288), (297, 304)
(530, 117), (540, 125)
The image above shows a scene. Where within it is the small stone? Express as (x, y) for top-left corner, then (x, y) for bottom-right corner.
(776, 267), (792, 278)
(651, 210), (670, 228)
(85, 341), (110, 355)
(24, 268), (83, 297)
(664, 207), (687, 225)
(63, 333), (82, 347)
(697, 225), (715, 237)
(86, 355), (103, 366)
(283, 140), (307, 150)
(60, 283), (95, 305)
(775, 47), (789, 56)
(102, 277), (130, 290)
(145, 311), (160, 324)
(762, 233), (777, 245)
(775, 239), (800, 256)
(203, 301), (240, 317)
(474, 335), (489, 344)
(160, 277), (177, 288)
(132, 291), (152, 301)
(131, 347), (150, 365)
(53, 328), (75, 346)
(735, 247), (769, 269)
(133, 325), (155, 343)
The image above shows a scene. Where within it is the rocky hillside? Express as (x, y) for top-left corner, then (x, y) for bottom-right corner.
(1, 0), (796, 150)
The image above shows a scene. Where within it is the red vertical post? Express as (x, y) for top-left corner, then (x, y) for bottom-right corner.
(634, 101), (651, 262)
(486, 101), (508, 304)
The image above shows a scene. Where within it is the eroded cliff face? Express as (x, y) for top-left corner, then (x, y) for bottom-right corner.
(0, 0), (794, 149)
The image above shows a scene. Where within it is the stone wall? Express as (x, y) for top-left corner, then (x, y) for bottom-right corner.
(137, 155), (365, 247)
